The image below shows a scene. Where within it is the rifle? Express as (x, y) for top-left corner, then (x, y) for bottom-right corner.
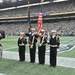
(39, 32), (45, 46)
(47, 32), (50, 43)
(30, 35), (35, 48)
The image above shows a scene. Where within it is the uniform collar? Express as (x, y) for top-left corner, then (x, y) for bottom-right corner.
(20, 37), (23, 39)
(52, 35), (56, 38)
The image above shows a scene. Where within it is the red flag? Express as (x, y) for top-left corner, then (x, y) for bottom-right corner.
(38, 13), (43, 34)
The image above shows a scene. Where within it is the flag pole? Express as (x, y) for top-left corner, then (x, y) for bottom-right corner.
(40, 0), (43, 13)
(28, 0), (31, 33)
(41, 0), (44, 4)
(28, 0), (30, 24)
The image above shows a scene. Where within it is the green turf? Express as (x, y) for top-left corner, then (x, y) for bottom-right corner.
(1, 36), (75, 75)
(1, 36), (29, 52)
(1, 36), (74, 51)
(0, 59), (75, 75)
(1, 36), (18, 49)
(59, 36), (75, 41)
(58, 48), (75, 58)
(1, 36), (49, 52)
(1, 36), (75, 57)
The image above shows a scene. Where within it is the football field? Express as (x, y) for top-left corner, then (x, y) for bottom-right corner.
(1, 36), (75, 57)
(0, 36), (75, 75)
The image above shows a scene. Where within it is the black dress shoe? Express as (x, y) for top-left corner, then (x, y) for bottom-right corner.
(39, 63), (44, 65)
(31, 62), (35, 63)
(42, 63), (44, 65)
(53, 66), (56, 68)
(29, 61), (35, 63)
(19, 60), (25, 62)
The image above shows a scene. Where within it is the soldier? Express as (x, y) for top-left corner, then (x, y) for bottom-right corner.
(18, 32), (27, 61)
(26, 28), (37, 63)
(0, 31), (5, 59)
(47, 30), (60, 67)
(0, 30), (5, 39)
(0, 33), (2, 59)
(38, 29), (47, 65)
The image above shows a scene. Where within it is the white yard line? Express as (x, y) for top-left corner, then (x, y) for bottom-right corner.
(0, 73), (6, 75)
(4, 47), (18, 51)
(2, 51), (75, 69)
(2, 38), (75, 69)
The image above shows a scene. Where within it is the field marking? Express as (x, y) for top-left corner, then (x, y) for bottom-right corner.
(45, 45), (75, 54)
(3, 45), (30, 51)
(45, 38), (75, 54)
(58, 38), (75, 53)
(3, 44), (38, 51)
(58, 45), (75, 54)
(3, 38), (75, 54)
(2, 51), (75, 69)
(0, 73), (6, 75)
(4, 44), (75, 53)
(4, 47), (18, 51)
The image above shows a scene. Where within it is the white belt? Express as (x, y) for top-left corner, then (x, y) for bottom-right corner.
(19, 43), (25, 46)
(50, 45), (57, 47)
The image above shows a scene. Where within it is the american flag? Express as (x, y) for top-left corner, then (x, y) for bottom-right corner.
(38, 0), (44, 34)
(38, 12), (43, 34)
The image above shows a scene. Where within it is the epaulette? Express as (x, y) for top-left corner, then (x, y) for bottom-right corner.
(56, 35), (59, 41)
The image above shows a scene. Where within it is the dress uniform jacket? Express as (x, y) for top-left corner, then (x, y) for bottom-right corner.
(18, 37), (27, 61)
(48, 35), (60, 67)
(38, 34), (47, 64)
(26, 32), (37, 63)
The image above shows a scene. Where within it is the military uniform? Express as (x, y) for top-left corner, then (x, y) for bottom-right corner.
(38, 30), (47, 64)
(0, 31), (5, 59)
(0, 44), (2, 59)
(18, 34), (27, 61)
(26, 28), (37, 63)
(48, 30), (60, 67)
(29, 33), (37, 63)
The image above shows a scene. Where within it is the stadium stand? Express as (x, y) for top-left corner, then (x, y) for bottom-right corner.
(0, 1), (75, 18)
(0, 0), (75, 36)
(0, 20), (75, 36)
